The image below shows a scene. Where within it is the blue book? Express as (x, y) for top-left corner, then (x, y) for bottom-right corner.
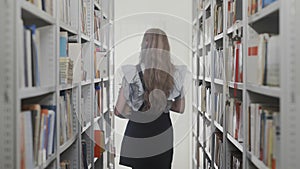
(60, 32), (68, 57)
(262, 0), (277, 8)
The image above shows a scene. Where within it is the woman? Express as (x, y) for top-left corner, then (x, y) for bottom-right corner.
(114, 28), (187, 169)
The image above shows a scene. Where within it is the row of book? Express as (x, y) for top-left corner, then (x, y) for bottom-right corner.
(247, 29), (280, 86)
(214, 132), (224, 168)
(60, 160), (71, 169)
(26, 0), (52, 15)
(228, 38), (243, 83)
(94, 47), (108, 79)
(94, 10), (102, 42)
(204, 51), (212, 78)
(227, 0), (242, 28)
(214, 2), (223, 36)
(226, 98), (244, 142)
(214, 49), (224, 80)
(20, 104), (56, 169)
(59, 0), (77, 28)
(81, 0), (89, 35)
(248, 0), (277, 16)
(59, 90), (74, 146)
(214, 92), (224, 126)
(248, 104), (279, 169)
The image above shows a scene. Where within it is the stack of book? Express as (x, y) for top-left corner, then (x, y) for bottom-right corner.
(230, 151), (242, 169)
(248, 104), (279, 169)
(247, 30), (280, 86)
(248, 0), (277, 15)
(228, 38), (243, 83)
(227, 98), (243, 142)
(59, 91), (74, 145)
(59, 32), (74, 84)
(227, 0), (242, 28)
(94, 10), (102, 41)
(20, 104), (56, 168)
(214, 2), (223, 36)
(214, 132), (224, 168)
(81, 0), (88, 35)
(215, 92), (224, 126)
(214, 49), (224, 80)
(60, 160), (71, 169)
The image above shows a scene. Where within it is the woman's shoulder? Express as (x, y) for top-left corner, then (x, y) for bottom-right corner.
(173, 65), (187, 83)
(121, 64), (139, 83)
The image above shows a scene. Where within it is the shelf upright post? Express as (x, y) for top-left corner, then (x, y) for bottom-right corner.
(242, 0), (249, 169)
(222, 0), (229, 168)
(210, 0), (216, 168)
(0, 0), (18, 169)
(280, 0), (300, 169)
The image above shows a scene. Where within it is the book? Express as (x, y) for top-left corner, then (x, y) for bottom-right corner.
(23, 111), (35, 169)
(68, 43), (81, 83)
(60, 32), (68, 57)
(81, 140), (88, 169)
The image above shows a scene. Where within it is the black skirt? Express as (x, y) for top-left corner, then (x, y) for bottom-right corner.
(119, 112), (173, 169)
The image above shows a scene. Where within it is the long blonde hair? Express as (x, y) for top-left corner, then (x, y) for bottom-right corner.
(139, 28), (175, 111)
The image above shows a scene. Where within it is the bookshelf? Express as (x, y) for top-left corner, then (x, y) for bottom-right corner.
(0, 0), (115, 169)
(192, 0), (300, 169)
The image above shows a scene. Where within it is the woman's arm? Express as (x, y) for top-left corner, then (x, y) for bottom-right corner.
(170, 96), (185, 113)
(114, 87), (131, 118)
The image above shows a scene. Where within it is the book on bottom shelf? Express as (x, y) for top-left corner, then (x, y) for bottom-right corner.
(60, 160), (71, 169)
(81, 140), (88, 169)
(248, 104), (279, 169)
(59, 91), (74, 145)
(227, 98), (243, 142)
(230, 151), (242, 169)
(21, 104), (57, 167)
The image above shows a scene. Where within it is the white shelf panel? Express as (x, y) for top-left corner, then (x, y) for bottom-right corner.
(204, 113), (212, 122)
(59, 21), (78, 35)
(205, 40), (211, 46)
(197, 106), (203, 114)
(214, 33), (223, 41)
(103, 12), (108, 19)
(103, 44), (108, 50)
(198, 137), (204, 147)
(82, 121), (91, 134)
(193, 18), (197, 25)
(227, 133), (243, 152)
(229, 82), (244, 90)
(227, 21), (243, 34)
(193, 157), (198, 166)
(199, 75), (204, 81)
(204, 1), (211, 11)
(94, 78), (102, 83)
(88, 158), (99, 169)
(205, 77), (211, 83)
(94, 116), (101, 123)
(248, 1), (279, 24)
(247, 151), (269, 169)
(42, 153), (56, 169)
(81, 33), (91, 42)
(103, 107), (109, 114)
(21, 1), (55, 25)
(102, 77), (109, 82)
(247, 83), (280, 98)
(81, 80), (92, 86)
(94, 2), (102, 10)
(59, 83), (77, 91)
(214, 121), (223, 132)
(204, 147), (212, 161)
(94, 39), (101, 46)
(198, 10), (203, 19)
(214, 79), (223, 85)
(19, 86), (55, 99)
(59, 133), (78, 154)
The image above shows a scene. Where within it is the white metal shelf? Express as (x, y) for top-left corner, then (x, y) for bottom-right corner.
(19, 86), (56, 99)
(247, 151), (269, 169)
(42, 154), (56, 169)
(227, 21), (243, 34)
(193, 18), (197, 25)
(81, 33), (91, 42)
(94, 2), (102, 11)
(102, 77), (109, 82)
(94, 39), (101, 46)
(204, 147), (212, 161)
(214, 79), (223, 85)
(229, 81), (244, 90)
(21, 1), (55, 25)
(94, 78), (102, 83)
(246, 83), (280, 98)
(205, 40), (211, 46)
(198, 10), (203, 19)
(59, 133), (78, 154)
(81, 80), (92, 86)
(82, 121), (91, 134)
(214, 33), (223, 42)
(204, 112), (212, 122)
(205, 77), (212, 83)
(214, 121), (223, 132)
(103, 12), (108, 19)
(248, 1), (279, 24)
(59, 83), (77, 91)
(204, 1), (211, 11)
(88, 158), (99, 169)
(103, 107), (109, 114)
(227, 133), (243, 152)
(59, 21), (78, 35)
(103, 44), (108, 50)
